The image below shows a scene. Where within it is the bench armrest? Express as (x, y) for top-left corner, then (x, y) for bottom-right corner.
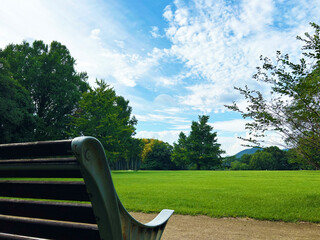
(145, 209), (174, 227)
(72, 136), (174, 240)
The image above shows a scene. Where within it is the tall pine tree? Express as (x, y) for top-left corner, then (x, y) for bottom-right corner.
(172, 115), (224, 170)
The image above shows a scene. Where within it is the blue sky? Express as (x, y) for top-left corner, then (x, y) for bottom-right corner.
(1, 0), (320, 155)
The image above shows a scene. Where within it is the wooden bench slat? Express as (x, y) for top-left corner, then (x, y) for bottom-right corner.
(0, 180), (90, 201)
(0, 158), (82, 178)
(0, 199), (96, 224)
(0, 214), (100, 240)
(0, 168), (82, 178)
(0, 157), (78, 163)
(0, 140), (72, 159)
(0, 232), (48, 240)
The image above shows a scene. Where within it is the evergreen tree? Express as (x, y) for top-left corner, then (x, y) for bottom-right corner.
(171, 132), (189, 169)
(69, 80), (137, 164)
(172, 115), (224, 170)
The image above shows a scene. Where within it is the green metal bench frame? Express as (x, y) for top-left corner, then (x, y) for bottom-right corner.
(0, 136), (173, 240)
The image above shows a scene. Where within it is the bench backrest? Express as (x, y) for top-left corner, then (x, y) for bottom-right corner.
(0, 139), (102, 239)
(0, 136), (173, 240)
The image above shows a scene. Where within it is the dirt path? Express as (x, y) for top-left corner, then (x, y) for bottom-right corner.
(130, 212), (320, 240)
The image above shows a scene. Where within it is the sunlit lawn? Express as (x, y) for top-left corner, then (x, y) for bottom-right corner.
(112, 170), (320, 222)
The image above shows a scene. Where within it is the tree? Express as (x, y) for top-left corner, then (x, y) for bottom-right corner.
(286, 148), (315, 170)
(231, 147), (307, 170)
(0, 40), (89, 140)
(226, 22), (320, 169)
(140, 140), (176, 170)
(0, 58), (35, 143)
(172, 115), (224, 170)
(171, 132), (189, 169)
(240, 153), (252, 165)
(249, 151), (276, 170)
(230, 161), (249, 170)
(221, 155), (237, 169)
(188, 115), (224, 169)
(125, 138), (144, 170)
(263, 146), (290, 170)
(69, 80), (137, 165)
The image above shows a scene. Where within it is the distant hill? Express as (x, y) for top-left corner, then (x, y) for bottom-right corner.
(235, 147), (262, 159)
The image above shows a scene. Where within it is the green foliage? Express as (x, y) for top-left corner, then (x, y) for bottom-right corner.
(263, 146), (291, 170)
(225, 22), (320, 169)
(249, 151), (276, 170)
(140, 140), (176, 170)
(125, 138), (144, 170)
(230, 161), (249, 170)
(0, 40), (89, 140)
(240, 153), (252, 165)
(113, 171), (320, 222)
(0, 58), (36, 143)
(221, 155), (237, 168)
(228, 146), (313, 170)
(286, 148), (315, 170)
(172, 115), (224, 170)
(171, 132), (189, 169)
(141, 138), (157, 162)
(69, 80), (137, 163)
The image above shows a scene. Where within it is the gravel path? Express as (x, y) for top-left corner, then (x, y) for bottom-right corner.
(130, 212), (320, 240)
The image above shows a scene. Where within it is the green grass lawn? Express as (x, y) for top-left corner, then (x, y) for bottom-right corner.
(112, 170), (320, 223)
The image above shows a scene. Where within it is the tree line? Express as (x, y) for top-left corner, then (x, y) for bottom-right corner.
(0, 40), (138, 167)
(152, 22), (320, 170)
(0, 40), (224, 170)
(223, 147), (315, 170)
(1, 22), (320, 170)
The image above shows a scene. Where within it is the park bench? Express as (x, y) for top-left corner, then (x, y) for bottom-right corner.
(0, 136), (173, 240)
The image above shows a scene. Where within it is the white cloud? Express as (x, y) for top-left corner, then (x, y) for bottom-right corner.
(163, 5), (173, 21)
(150, 26), (162, 38)
(218, 130), (287, 156)
(218, 135), (247, 156)
(163, 0), (320, 113)
(157, 76), (177, 86)
(179, 83), (242, 113)
(230, 0), (274, 38)
(135, 130), (186, 144)
(114, 40), (125, 49)
(155, 107), (184, 115)
(0, 0), (168, 88)
(169, 124), (190, 130)
(90, 29), (101, 40)
(135, 114), (189, 124)
(1, 0), (319, 156)
(153, 94), (177, 107)
(211, 119), (253, 132)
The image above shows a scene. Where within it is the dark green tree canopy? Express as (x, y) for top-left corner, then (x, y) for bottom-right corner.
(141, 140), (176, 170)
(226, 22), (320, 169)
(171, 132), (189, 169)
(69, 79), (137, 163)
(0, 58), (35, 143)
(226, 146), (307, 170)
(172, 115), (224, 170)
(0, 40), (89, 140)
